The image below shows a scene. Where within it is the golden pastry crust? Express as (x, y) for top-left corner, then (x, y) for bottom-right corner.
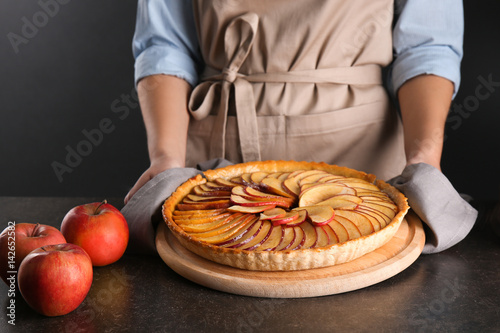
(162, 161), (409, 271)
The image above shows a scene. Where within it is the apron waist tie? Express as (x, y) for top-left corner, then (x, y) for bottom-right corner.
(188, 12), (383, 163)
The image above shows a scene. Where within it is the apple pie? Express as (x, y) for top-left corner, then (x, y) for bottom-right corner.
(162, 161), (409, 271)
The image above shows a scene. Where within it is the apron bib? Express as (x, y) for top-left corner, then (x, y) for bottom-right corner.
(186, 0), (406, 180)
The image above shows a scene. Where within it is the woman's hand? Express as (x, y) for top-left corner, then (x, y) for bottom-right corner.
(124, 156), (184, 204)
(124, 75), (191, 204)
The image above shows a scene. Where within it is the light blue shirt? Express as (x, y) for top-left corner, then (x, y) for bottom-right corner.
(132, 0), (463, 97)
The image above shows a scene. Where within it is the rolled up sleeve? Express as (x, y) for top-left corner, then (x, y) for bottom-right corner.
(132, 0), (202, 87)
(390, 0), (464, 97)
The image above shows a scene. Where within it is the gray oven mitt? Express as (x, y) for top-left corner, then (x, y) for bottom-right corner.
(389, 163), (478, 254)
(121, 158), (233, 255)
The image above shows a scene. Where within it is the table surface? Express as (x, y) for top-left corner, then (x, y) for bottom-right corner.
(1, 197), (499, 333)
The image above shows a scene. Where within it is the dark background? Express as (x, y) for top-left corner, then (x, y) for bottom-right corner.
(1, 0), (499, 201)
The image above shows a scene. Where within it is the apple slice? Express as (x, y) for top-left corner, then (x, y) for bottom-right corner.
(298, 171), (331, 185)
(270, 211), (300, 226)
(322, 224), (339, 245)
(241, 221), (273, 250)
(205, 181), (233, 191)
(294, 206), (335, 226)
(227, 204), (276, 214)
(250, 172), (269, 184)
(173, 208), (227, 217)
(359, 202), (396, 219)
(328, 219), (349, 243)
(229, 176), (245, 185)
(185, 194), (231, 202)
(316, 194), (362, 210)
(214, 178), (239, 188)
(231, 186), (252, 198)
(356, 206), (391, 228)
(289, 226), (305, 250)
(277, 172), (291, 181)
(282, 209), (307, 227)
(244, 186), (285, 199)
(230, 195), (277, 207)
(260, 177), (296, 199)
(241, 173), (255, 187)
(226, 220), (263, 249)
(255, 225), (283, 251)
(356, 210), (381, 231)
(357, 192), (393, 202)
(217, 219), (261, 248)
(330, 178), (380, 191)
(316, 175), (344, 183)
(174, 212), (233, 225)
(259, 208), (287, 220)
(213, 215), (258, 246)
(179, 213), (241, 233)
(192, 186), (232, 197)
(362, 199), (398, 212)
(283, 178), (301, 197)
(333, 216), (362, 240)
(299, 183), (356, 206)
(274, 227), (296, 251)
(314, 226), (329, 248)
(230, 195), (293, 208)
(334, 210), (374, 236)
(299, 221), (318, 248)
(265, 172), (283, 179)
(177, 200), (231, 211)
(188, 214), (248, 238)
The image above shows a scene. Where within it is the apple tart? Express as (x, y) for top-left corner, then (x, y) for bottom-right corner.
(162, 161), (409, 271)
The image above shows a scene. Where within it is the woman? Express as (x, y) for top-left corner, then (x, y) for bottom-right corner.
(123, 0), (476, 254)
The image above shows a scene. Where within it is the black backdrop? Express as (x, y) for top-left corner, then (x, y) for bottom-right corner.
(1, 1), (499, 201)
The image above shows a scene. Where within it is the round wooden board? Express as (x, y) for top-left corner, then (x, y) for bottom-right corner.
(156, 211), (425, 298)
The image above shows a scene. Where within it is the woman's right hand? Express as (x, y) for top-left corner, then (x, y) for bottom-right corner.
(124, 156), (184, 204)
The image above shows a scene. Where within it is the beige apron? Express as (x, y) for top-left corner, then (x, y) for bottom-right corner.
(186, 0), (406, 180)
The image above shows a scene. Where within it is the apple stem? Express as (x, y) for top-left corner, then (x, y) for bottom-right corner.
(94, 199), (107, 215)
(31, 223), (41, 237)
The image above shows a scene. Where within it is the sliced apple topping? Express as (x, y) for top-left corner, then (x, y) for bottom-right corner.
(172, 168), (401, 251)
(322, 224), (339, 245)
(334, 210), (374, 236)
(333, 216), (362, 240)
(227, 205), (277, 214)
(259, 208), (287, 220)
(299, 221), (318, 249)
(254, 225), (283, 251)
(314, 226), (329, 247)
(177, 200), (231, 211)
(260, 177), (296, 199)
(315, 194), (362, 210)
(274, 227), (296, 251)
(294, 206), (335, 226)
(250, 171), (269, 185)
(298, 183), (356, 206)
(289, 226), (305, 250)
(241, 221), (273, 251)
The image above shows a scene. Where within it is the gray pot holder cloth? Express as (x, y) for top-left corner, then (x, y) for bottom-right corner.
(121, 158), (233, 255)
(123, 159), (477, 256)
(389, 163), (478, 254)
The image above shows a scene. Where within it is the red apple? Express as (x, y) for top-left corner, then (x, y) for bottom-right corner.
(61, 200), (129, 266)
(18, 243), (93, 316)
(0, 223), (66, 285)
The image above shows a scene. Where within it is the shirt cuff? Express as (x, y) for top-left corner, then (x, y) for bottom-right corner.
(134, 45), (200, 87)
(391, 45), (462, 98)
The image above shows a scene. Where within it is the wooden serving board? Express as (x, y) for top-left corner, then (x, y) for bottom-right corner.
(156, 211), (425, 298)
